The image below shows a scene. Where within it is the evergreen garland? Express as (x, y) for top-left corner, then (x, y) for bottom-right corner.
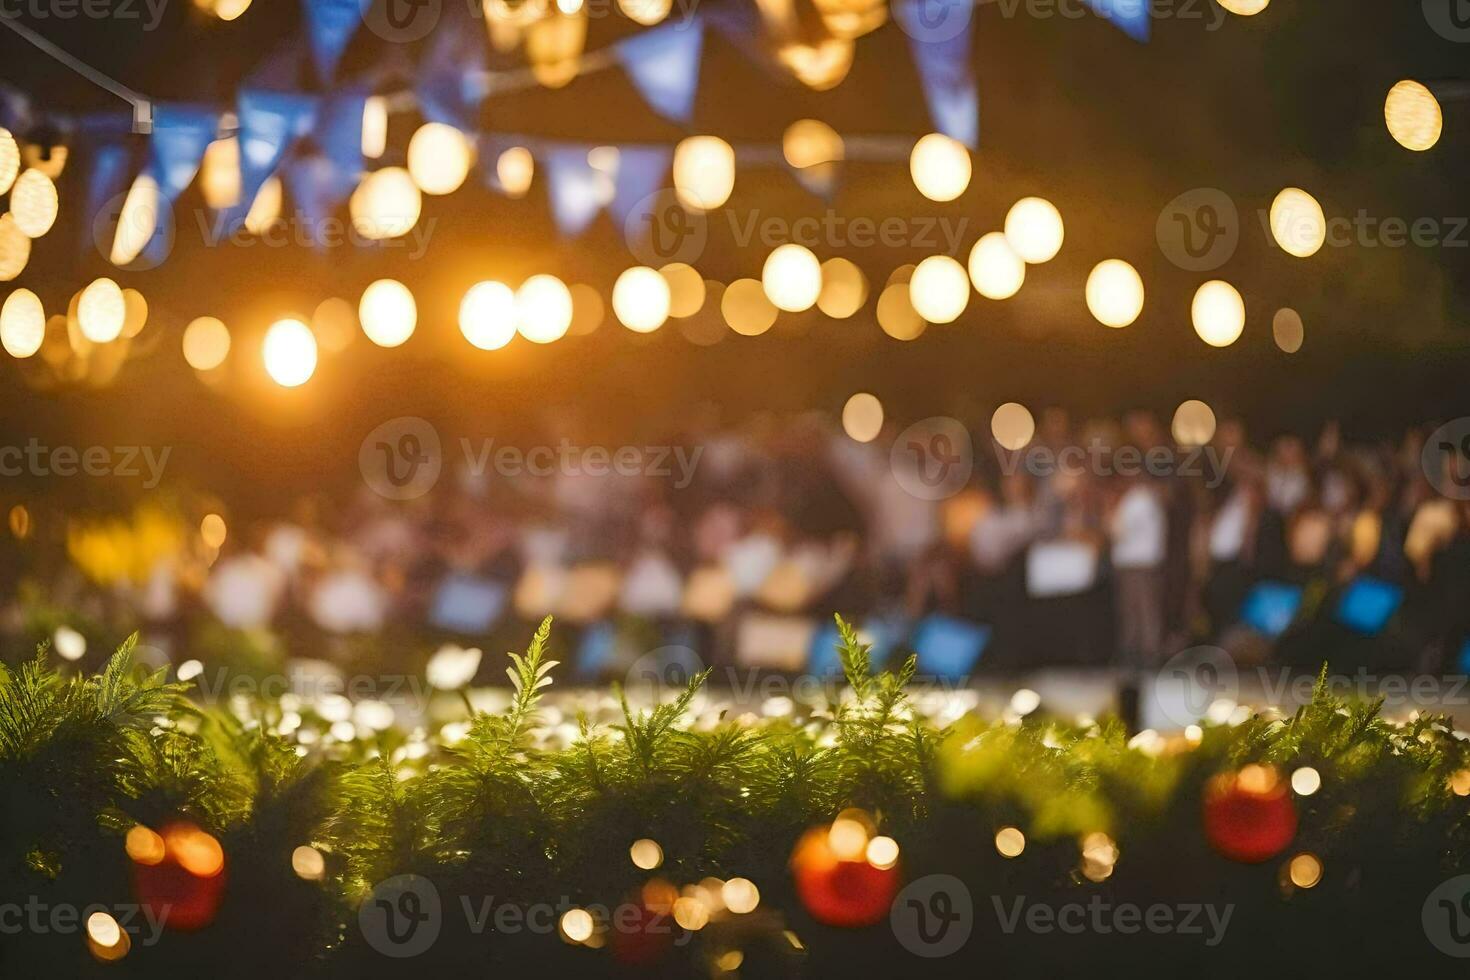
(2, 617), (1469, 977)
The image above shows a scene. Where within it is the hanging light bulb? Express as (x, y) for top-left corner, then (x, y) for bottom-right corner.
(460, 281), (518, 350)
(262, 318), (317, 387)
(0, 288), (45, 357)
(77, 278), (126, 343)
(968, 233), (1025, 300)
(0, 215), (28, 281)
(612, 266), (671, 332)
(1384, 80), (1442, 152)
(407, 123), (474, 195)
(673, 136), (735, 211)
(1004, 197), (1064, 263)
(1269, 188), (1326, 258)
(762, 244), (822, 312)
(1085, 260), (1145, 328)
(0, 128), (20, 195)
(10, 170), (58, 238)
(1192, 280), (1245, 347)
(909, 255), (969, 323)
(909, 134), (970, 203)
(358, 279), (417, 347)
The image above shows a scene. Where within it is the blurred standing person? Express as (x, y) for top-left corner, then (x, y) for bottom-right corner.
(1109, 472), (1168, 668)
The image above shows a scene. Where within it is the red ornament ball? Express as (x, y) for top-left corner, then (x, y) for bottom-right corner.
(790, 817), (901, 928)
(128, 822), (228, 931)
(1203, 765), (1299, 863)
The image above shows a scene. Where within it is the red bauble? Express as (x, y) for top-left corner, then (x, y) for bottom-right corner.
(1202, 765), (1298, 863)
(790, 826), (901, 927)
(129, 822), (228, 931)
(609, 900), (674, 967)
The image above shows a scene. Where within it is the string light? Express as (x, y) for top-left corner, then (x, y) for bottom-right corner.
(460, 281), (518, 350)
(817, 258), (867, 318)
(361, 97), (389, 159)
(182, 316), (231, 370)
(1218, 0), (1268, 14)
(1291, 767), (1321, 796)
(200, 138), (241, 209)
(1171, 400), (1217, 446)
(569, 282), (605, 335)
(991, 402), (1035, 451)
(673, 136), (735, 211)
(762, 244), (822, 312)
(560, 908), (594, 943)
(1, 288), (45, 357)
(407, 122), (474, 195)
(359, 279), (417, 348)
(995, 826), (1026, 858)
(1287, 852), (1322, 888)
(497, 147), (535, 197)
(876, 282), (925, 340)
(1269, 188), (1326, 258)
(659, 263), (705, 317)
(968, 232), (1025, 300)
(612, 266), (671, 332)
(291, 845), (326, 881)
(722, 877), (760, 914)
(78, 278), (126, 343)
(11, 169), (59, 238)
(201, 513), (227, 549)
(262, 318), (317, 387)
(842, 392), (884, 443)
(515, 274), (573, 343)
(783, 119), (844, 172)
(1192, 280), (1246, 347)
(909, 255), (969, 323)
(0, 128), (18, 194)
(721, 278), (778, 336)
(865, 835), (900, 870)
(629, 838), (664, 870)
(1004, 197), (1064, 263)
(0, 214), (30, 280)
(909, 133), (970, 202)
(1085, 259), (1145, 328)
(1384, 80), (1442, 152)
(350, 167), (421, 240)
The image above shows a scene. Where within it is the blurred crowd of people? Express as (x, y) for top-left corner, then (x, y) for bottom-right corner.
(18, 407), (1470, 679)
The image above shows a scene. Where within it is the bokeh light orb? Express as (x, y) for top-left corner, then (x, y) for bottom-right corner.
(407, 122), (474, 195)
(968, 232), (1025, 300)
(612, 266), (672, 332)
(262, 318), (317, 387)
(842, 392), (884, 443)
(909, 133), (971, 203)
(673, 136), (735, 211)
(876, 282), (925, 340)
(1384, 80), (1442, 152)
(182, 316), (231, 370)
(358, 279), (417, 348)
(497, 146), (535, 198)
(0, 288), (45, 357)
(909, 255), (969, 324)
(1192, 280), (1246, 347)
(1004, 197), (1064, 264)
(817, 257), (867, 318)
(0, 214), (31, 280)
(659, 263), (705, 317)
(783, 118), (844, 170)
(1269, 188), (1326, 258)
(762, 244), (822, 312)
(459, 281), (518, 350)
(721, 278), (779, 336)
(350, 167), (421, 240)
(0, 128), (18, 194)
(515, 274), (573, 343)
(1272, 307), (1304, 353)
(991, 402), (1036, 451)
(11, 170), (58, 238)
(1085, 259), (1145, 328)
(110, 173), (160, 267)
(1171, 399), (1217, 446)
(1218, 0), (1268, 14)
(78, 277), (126, 343)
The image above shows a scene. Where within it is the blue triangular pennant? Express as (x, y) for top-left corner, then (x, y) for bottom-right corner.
(896, 0), (978, 148)
(607, 145), (671, 230)
(1087, 0), (1150, 42)
(301, 0), (364, 83)
(544, 148), (605, 237)
(616, 20), (705, 123)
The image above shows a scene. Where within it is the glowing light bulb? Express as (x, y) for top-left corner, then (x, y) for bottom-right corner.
(991, 402), (1035, 451)
(761, 244), (822, 312)
(1269, 188), (1326, 258)
(1384, 80), (1442, 152)
(968, 232), (1025, 300)
(1192, 280), (1245, 347)
(842, 392), (884, 443)
(0, 288), (45, 357)
(1171, 400), (1217, 446)
(497, 146), (535, 198)
(10, 170), (58, 238)
(407, 122), (474, 195)
(0, 128), (17, 194)
(1085, 259), (1145, 328)
(909, 255), (969, 323)
(673, 136), (735, 211)
(909, 133), (970, 202)
(1218, 0), (1268, 13)
(263, 318), (317, 387)
(612, 266), (671, 332)
(350, 167), (421, 240)
(182, 316), (231, 370)
(359, 279), (417, 347)
(78, 278), (126, 342)
(460, 281), (518, 350)
(515, 274), (573, 343)
(1004, 197), (1064, 263)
